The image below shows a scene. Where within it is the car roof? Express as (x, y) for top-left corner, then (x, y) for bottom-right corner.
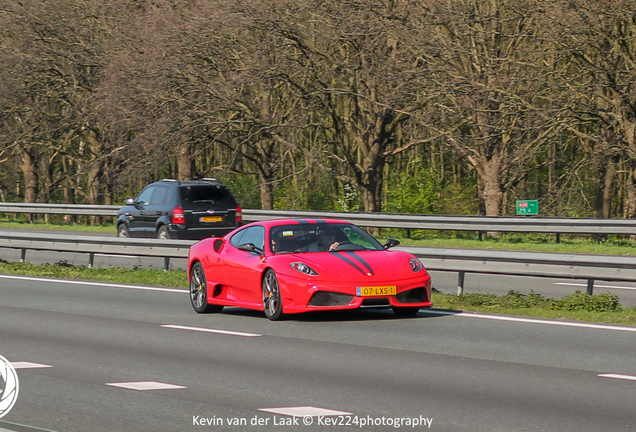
(245, 218), (353, 229)
(154, 178), (226, 187)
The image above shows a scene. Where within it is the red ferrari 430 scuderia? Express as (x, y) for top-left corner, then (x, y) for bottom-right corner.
(187, 218), (432, 320)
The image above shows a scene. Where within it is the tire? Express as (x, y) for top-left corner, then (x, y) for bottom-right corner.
(189, 262), (224, 314)
(262, 269), (284, 321)
(392, 306), (420, 317)
(157, 225), (170, 239)
(117, 224), (129, 238)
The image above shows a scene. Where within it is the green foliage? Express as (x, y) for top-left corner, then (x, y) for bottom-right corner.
(442, 290), (622, 313)
(385, 161), (442, 215)
(551, 291), (622, 312)
(335, 184), (362, 212)
(217, 173), (262, 209)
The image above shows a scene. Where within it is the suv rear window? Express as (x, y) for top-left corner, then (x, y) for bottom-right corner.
(179, 185), (235, 208)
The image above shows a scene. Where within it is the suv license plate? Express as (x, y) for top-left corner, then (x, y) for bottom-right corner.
(200, 216), (222, 223)
(356, 286), (397, 297)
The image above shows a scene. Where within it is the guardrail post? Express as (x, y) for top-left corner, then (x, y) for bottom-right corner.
(587, 279), (594, 295)
(457, 271), (465, 296)
(164, 257), (170, 271)
(556, 233), (561, 244)
(406, 229), (411, 239)
(88, 253), (94, 268)
(20, 248), (26, 262)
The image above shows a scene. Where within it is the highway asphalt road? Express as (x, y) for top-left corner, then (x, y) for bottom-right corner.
(0, 275), (635, 432)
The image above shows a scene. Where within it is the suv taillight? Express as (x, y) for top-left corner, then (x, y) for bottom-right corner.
(236, 205), (242, 223)
(172, 206), (185, 224)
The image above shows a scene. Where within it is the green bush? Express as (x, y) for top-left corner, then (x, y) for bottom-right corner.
(446, 290), (622, 313)
(550, 291), (622, 313)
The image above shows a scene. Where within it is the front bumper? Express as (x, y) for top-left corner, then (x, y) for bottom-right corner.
(278, 273), (433, 314)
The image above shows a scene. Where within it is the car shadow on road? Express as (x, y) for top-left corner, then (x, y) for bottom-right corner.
(220, 307), (463, 322)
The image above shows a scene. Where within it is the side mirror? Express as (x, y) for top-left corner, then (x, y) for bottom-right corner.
(238, 243), (264, 255)
(126, 198), (134, 205)
(383, 238), (400, 249)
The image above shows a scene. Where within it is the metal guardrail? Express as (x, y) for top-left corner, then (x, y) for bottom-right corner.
(0, 231), (193, 270)
(1, 230), (635, 295)
(3, 202), (636, 235)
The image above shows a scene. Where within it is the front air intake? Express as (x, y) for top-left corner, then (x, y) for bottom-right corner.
(308, 291), (354, 307)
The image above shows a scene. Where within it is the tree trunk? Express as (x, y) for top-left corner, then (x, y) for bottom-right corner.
(177, 139), (195, 180)
(259, 176), (274, 210)
(86, 129), (103, 225)
(19, 148), (38, 222)
(595, 157), (616, 219)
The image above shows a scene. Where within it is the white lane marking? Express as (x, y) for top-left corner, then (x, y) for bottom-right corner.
(106, 381), (186, 391)
(258, 407), (353, 417)
(0, 274), (186, 293)
(95, 254), (139, 258)
(161, 324), (261, 337)
(423, 310), (636, 332)
(555, 282), (636, 291)
(599, 374), (636, 382)
(11, 362), (53, 369)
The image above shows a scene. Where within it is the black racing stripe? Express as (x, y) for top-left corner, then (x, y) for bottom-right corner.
(331, 253), (368, 276)
(346, 252), (375, 276)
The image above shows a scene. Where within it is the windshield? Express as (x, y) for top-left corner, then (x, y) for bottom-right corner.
(269, 223), (383, 254)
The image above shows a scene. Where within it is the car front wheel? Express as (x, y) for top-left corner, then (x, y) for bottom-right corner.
(262, 269), (284, 321)
(190, 263), (223, 314)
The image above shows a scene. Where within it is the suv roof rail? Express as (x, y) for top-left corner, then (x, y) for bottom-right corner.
(160, 178), (178, 182)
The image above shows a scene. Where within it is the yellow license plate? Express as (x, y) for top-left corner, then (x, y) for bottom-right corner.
(200, 216), (222, 222)
(356, 285), (397, 297)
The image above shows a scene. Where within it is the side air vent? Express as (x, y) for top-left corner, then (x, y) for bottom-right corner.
(395, 287), (428, 304)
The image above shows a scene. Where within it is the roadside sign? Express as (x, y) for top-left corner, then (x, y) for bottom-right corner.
(516, 200), (538, 215)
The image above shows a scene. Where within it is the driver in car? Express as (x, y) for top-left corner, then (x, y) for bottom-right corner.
(307, 227), (340, 252)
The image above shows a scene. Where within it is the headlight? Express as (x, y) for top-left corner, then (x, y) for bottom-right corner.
(290, 262), (319, 276)
(409, 258), (424, 273)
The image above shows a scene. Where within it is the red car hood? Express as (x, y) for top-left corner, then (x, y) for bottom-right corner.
(279, 250), (412, 282)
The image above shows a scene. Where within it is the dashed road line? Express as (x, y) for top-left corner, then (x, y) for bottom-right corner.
(106, 381), (186, 391)
(598, 374), (636, 382)
(161, 324), (261, 337)
(258, 407), (353, 417)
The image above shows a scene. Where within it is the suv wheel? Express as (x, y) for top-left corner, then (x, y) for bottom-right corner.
(117, 224), (129, 237)
(157, 225), (170, 239)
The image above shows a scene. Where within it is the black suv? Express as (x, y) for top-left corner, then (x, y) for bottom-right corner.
(116, 179), (242, 239)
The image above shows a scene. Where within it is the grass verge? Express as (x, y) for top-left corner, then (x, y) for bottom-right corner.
(3, 219), (636, 255)
(1, 260), (635, 326)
